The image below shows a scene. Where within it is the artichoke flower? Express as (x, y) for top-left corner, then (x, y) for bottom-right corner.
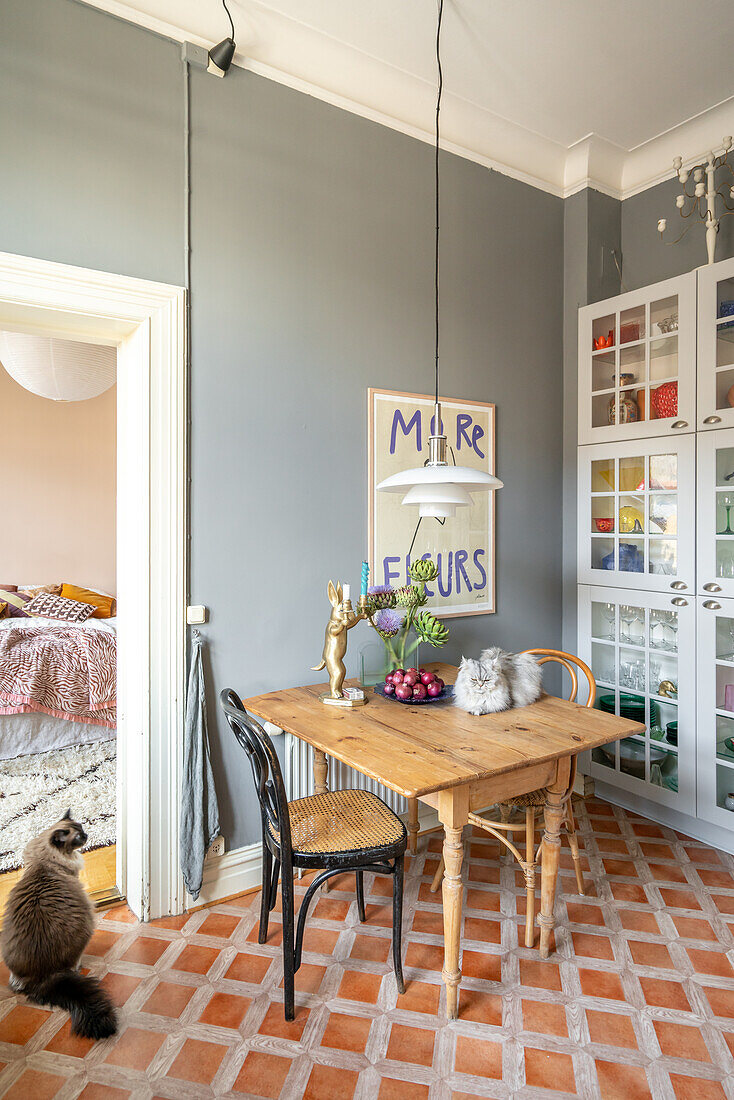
(372, 608), (405, 639)
(409, 558), (438, 583)
(366, 584), (396, 610)
(394, 584), (424, 608)
(413, 609), (449, 647)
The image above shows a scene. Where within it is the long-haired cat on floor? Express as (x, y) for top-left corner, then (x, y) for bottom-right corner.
(0, 811), (117, 1039)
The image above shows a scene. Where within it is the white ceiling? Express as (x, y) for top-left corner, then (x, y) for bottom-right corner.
(90, 0), (734, 197)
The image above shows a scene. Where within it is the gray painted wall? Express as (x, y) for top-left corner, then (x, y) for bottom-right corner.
(188, 65), (565, 848)
(2, 0), (565, 853)
(561, 191), (621, 656)
(621, 176), (734, 290)
(0, 0), (183, 285)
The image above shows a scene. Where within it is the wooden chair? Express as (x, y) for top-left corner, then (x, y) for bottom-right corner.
(220, 689), (407, 1019)
(428, 649), (595, 948)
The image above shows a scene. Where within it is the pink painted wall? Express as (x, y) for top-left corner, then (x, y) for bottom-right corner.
(0, 363), (116, 595)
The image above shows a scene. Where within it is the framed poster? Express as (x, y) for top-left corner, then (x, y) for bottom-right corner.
(368, 388), (497, 617)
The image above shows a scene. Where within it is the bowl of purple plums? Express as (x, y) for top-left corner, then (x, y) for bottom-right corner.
(375, 667), (452, 705)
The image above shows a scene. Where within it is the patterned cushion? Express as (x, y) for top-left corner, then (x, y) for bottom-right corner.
(23, 593), (95, 623)
(0, 602), (7, 619)
(0, 588), (32, 618)
(20, 584), (62, 598)
(60, 584), (116, 619)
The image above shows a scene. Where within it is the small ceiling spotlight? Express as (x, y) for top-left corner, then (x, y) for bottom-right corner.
(208, 0), (236, 77)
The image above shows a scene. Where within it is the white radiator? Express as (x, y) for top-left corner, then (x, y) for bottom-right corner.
(282, 731), (408, 816)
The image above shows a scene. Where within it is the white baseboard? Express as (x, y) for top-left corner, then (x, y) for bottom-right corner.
(185, 802), (441, 909)
(186, 841), (263, 909)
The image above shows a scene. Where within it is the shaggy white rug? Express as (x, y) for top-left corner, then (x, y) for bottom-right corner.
(0, 740), (116, 872)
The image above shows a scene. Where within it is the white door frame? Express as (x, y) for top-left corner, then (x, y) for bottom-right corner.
(0, 251), (186, 920)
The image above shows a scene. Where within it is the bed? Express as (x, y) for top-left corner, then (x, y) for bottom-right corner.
(0, 616), (116, 761)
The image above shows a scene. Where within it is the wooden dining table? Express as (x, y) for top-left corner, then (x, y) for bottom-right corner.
(243, 662), (643, 1019)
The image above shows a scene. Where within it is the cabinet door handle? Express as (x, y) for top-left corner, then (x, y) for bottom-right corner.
(671, 420), (688, 429)
(704, 599), (722, 610)
(670, 581), (688, 590)
(671, 596), (688, 606)
(703, 582), (722, 592)
(704, 415), (722, 425)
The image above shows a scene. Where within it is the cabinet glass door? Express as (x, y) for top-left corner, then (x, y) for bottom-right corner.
(578, 585), (695, 814)
(697, 255), (734, 431)
(696, 427), (734, 599)
(696, 596), (734, 828)
(579, 437), (695, 592)
(578, 272), (696, 445)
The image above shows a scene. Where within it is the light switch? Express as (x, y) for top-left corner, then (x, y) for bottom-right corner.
(187, 605), (208, 624)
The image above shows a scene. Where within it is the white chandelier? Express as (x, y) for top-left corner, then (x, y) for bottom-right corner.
(376, 0), (502, 516)
(0, 332), (116, 402)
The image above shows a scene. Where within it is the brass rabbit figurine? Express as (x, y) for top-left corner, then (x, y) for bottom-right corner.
(312, 580), (366, 700)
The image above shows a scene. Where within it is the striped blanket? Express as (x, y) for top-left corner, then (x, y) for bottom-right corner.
(0, 622), (116, 728)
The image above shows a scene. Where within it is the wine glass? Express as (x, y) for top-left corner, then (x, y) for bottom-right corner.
(720, 493), (734, 535)
(631, 607), (645, 646)
(649, 610), (661, 649)
(667, 611), (679, 653)
(620, 605), (633, 643)
(601, 603), (616, 640)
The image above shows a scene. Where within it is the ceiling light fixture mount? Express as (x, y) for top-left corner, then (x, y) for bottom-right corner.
(208, 0), (236, 77)
(377, 0), (502, 518)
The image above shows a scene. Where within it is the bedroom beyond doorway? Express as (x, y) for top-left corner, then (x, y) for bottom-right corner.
(0, 334), (119, 912)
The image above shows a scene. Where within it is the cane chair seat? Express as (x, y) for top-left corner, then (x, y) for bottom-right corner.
(268, 789), (406, 857)
(506, 788), (547, 809)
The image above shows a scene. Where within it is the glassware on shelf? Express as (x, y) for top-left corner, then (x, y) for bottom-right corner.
(631, 607), (645, 646)
(601, 603), (616, 640)
(650, 661), (662, 693)
(717, 545), (734, 578)
(619, 605), (634, 643)
(649, 610), (663, 649)
(719, 493), (734, 535)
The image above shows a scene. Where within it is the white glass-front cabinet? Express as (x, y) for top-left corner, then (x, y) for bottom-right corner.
(696, 596), (734, 827)
(578, 585), (695, 814)
(578, 272), (696, 446)
(697, 426), (734, 599)
(578, 436), (695, 592)
(697, 256), (734, 432)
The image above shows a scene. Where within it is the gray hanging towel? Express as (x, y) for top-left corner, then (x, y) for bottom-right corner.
(180, 631), (220, 900)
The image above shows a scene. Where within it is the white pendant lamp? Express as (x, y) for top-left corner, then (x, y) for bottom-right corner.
(0, 332), (116, 402)
(376, 0), (503, 513)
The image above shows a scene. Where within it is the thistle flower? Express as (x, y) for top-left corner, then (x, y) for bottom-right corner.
(373, 608), (405, 638)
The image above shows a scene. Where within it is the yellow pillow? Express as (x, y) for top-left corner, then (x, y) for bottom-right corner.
(60, 585), (116, 619)
(0, 602), (7, 619)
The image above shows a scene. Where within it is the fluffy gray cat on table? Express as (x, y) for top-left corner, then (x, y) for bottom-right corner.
(454, 647), (542, 715)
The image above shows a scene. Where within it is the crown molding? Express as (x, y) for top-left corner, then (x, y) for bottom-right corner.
(81, 0), (734, 203)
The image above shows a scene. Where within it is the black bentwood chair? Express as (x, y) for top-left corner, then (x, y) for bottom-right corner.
(220, 690), (407, 1020)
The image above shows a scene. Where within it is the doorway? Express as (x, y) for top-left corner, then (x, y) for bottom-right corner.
(0, 251), (186, 921)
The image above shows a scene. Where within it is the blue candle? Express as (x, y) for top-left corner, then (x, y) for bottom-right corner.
(361, 560), (369, 597)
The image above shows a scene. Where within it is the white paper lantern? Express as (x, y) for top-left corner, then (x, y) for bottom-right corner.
(0, 332), (116, 402)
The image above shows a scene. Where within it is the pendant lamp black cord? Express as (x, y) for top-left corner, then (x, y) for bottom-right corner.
(221, 0), (235, 40)
(434, 0), (444, 406)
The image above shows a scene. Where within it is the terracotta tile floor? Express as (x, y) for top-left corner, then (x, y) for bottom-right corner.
(1, 797), (734, 1098)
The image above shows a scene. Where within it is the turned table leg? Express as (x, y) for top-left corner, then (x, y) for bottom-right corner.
(407, 798), (419, 855)
(438, 787), (469, 1020)
(538, 756), (571, 959)
(313, 749), (331, 891)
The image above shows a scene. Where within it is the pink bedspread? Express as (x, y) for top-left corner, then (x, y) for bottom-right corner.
(0, 623), (116, 728)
